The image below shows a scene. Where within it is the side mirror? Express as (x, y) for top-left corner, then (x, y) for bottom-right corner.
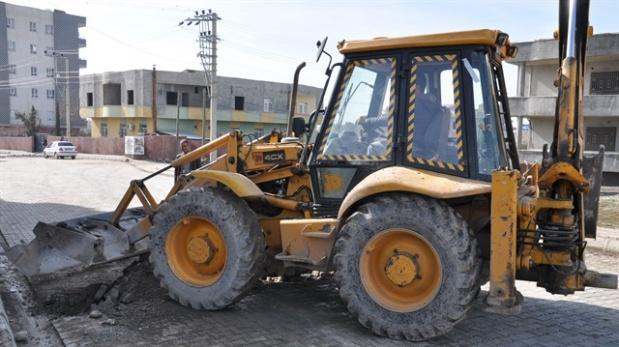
(316, 36), (328, 62)
(292, 116), (306, 137)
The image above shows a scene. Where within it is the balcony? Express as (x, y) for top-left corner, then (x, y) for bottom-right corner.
(509, 95), (619, 118)
(78, 38), (87, 49)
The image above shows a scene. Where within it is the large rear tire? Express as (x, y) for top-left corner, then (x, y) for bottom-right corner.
(334, 194), (480, 341)
(149, 186), (265, 310)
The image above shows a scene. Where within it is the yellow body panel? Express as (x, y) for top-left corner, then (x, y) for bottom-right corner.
(337, 166), (491, 220)
(191, 170), (264, 198)
(338, 29), (500, 53)
(486, 170), (521, 313)
(279, 218), (338, 266)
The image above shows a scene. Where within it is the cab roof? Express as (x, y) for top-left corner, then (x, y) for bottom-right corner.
(337, 29), (506, 54)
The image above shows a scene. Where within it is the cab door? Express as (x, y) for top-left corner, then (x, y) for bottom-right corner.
(309, 55), (401, 216)
(402, 51), (469, 176)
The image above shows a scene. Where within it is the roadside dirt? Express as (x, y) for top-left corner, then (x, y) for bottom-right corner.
(598, 193), (619, 228)
(0, 252), (64, 347)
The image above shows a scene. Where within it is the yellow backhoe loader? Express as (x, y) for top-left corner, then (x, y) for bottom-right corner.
(7, 0), (617, 340)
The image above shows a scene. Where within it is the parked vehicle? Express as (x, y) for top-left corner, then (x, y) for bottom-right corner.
(43, 141), (77, 159)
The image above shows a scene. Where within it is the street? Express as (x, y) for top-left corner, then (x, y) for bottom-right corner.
(1, 156), (618, 346)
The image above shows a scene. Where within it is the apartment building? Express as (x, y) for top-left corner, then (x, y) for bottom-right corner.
(0, 2), (86, 133)
(508, 33), (619, 183)
(79, 69), (322, 139)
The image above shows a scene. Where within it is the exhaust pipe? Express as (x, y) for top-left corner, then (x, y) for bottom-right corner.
(287, 62), (306, 137)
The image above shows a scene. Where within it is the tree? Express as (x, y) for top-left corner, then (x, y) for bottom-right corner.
(15, 106), (41, 136)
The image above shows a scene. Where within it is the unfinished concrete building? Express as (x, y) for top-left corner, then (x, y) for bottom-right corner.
(79, 69), (321, 139)
(509, 33), (619, 184)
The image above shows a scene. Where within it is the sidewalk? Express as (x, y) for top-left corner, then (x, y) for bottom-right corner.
(588, 227), (619, 254)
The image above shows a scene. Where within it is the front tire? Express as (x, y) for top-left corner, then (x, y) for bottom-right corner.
(149, 187), (266, 310)
(334, 194), (480, 341)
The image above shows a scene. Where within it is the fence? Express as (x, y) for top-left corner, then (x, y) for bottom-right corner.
(0, 136), (33, 152)
(0, 135), (191, 162)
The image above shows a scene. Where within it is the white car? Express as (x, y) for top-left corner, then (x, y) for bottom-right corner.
(43, 141), (78, 159)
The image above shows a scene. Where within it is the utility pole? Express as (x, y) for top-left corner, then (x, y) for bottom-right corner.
(152, 65), (157, 133)
(179, 9), (220, 154)
(45, 50), (65, 136)
(64, 58), (71, 136)
(175, 92), (181, 146)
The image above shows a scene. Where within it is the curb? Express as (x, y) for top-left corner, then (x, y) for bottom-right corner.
(0, 151), (129, 162)
(587, 237), (619, 254)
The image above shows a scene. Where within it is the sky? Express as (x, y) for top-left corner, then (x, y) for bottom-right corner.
(7, 0), (619, 96)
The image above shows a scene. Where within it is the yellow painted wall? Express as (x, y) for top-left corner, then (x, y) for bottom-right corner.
(81, 106), (153, 119)
(91, 117), (154, 138)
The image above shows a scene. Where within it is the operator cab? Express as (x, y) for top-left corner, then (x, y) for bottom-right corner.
(307, 29), (519, 215)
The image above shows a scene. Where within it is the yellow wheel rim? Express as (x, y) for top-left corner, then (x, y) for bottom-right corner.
(360, 228), (442, 312)
(165, 216), (227, 287)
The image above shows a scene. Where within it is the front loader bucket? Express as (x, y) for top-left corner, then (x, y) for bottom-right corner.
(6, 208), (148, 301)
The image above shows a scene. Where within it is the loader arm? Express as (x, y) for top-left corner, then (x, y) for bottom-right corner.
(486, 0), (615, 314)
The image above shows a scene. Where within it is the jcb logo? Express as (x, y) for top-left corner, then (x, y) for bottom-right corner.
(263, 151), (285, 163)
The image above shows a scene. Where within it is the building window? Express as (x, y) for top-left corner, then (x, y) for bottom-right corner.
(127, 90), (134, 105)
(87, 92), (94, 106)
(194, 86), (200, 94)
(47, 89), (55, 99)
(9, 88), (16, 96)
(103, 83), (121, 105)
(45, 24), (53, 34)
(263, 98), (273, 112)
(234, 96), (244, 111)
(47, 68), (54, 77)
(8, 41), (16, 51)
(30, 44), (37, 54)
(31, 88), (38, 98)
(586, 127), (617, 151)
(31, 66), (37, 76)
(166, 91), (178, 105)
(590, 71), (619, 95)
(29, 21), (37, 32)
(139, 119), (147, 134)
(298, 102), (308, 114)
(8, 64), (16, 74)
(181, 92), (189, 107)
(119, 121), (127, 137)
(100, 122), (108, 137)
(6, 17), (14, 29)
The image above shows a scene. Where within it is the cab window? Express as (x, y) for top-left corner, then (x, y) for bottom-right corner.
(319, 58), (396, 161)
(466, 52), (509, 175)
(406, 54), (465, 172)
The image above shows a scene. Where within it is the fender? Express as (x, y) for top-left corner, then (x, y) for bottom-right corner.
(337, 166), (491, 220)
(191, 170), (264, 198)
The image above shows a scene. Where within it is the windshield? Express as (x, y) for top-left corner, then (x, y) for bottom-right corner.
(58, 142), (74, 147)
(466, 51), (509, 175)
(318, 58), (395, 161)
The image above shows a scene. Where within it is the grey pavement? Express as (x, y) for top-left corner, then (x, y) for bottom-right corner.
(50, 251), (619, 347)
(0, 155), (618, 346)
(0, 156), (171, 247)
